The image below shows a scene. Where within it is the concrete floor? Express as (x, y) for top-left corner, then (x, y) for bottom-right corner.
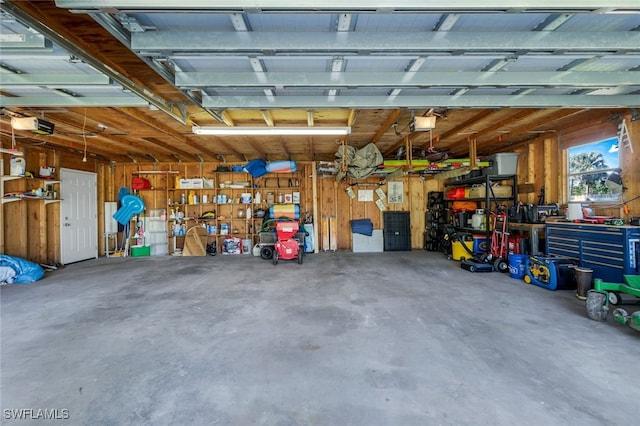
(1, 251), (638, 425)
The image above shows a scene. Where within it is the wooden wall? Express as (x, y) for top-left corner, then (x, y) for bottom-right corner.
(3, 116), (639, 263)
(318, 174), (437, 250)
(513, 113), (639, 219)
(618, 117), (639, 218)
(107, 162), (436, 252)
(1, 144), (100, 264)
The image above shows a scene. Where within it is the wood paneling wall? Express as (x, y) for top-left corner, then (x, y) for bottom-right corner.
(620, 117), (639, 218)
(1, 144), (98, 264)
(3, 118), (639, 263)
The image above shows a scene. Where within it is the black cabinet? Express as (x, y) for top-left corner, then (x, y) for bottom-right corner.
(384, 211), (411, 251)
(424, 191), (445, 251)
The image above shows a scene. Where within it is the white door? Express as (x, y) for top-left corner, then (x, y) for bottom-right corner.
(60, 168), (98, 264)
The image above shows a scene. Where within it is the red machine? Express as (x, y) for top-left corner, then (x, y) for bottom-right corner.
(273, 221), (303, 265)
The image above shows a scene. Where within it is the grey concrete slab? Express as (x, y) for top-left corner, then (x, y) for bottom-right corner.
(1, 251), (638, 425)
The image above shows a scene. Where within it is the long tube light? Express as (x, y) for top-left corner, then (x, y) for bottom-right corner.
(192, 126), (351, 136)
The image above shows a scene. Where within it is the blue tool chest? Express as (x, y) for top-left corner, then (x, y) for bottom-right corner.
(546, 222), (640, 283)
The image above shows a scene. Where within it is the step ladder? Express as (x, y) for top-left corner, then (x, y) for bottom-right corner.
(618, 119), (634, 153)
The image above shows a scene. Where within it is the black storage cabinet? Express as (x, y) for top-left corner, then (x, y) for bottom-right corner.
(424, 191), (445, 251)
(384, 211), (411, 251)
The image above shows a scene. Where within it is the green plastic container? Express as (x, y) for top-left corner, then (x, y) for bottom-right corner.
(131, 245), (150, 257)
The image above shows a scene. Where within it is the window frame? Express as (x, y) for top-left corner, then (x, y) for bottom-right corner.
(566, 136), (620, 204)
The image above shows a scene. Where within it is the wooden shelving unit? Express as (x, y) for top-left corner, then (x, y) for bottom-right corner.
(1, 167), (61, 263)
(128, 163), (308, 255)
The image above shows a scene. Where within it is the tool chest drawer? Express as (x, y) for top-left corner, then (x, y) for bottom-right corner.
(546, 222), (640, 282)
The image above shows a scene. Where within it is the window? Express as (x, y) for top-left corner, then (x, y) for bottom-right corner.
(567, 137), (620, 202)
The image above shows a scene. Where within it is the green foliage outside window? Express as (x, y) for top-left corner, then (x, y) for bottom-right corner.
(567, 137), (619, 202)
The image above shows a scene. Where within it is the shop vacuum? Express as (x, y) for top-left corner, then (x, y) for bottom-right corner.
(443, 224), (495, 273)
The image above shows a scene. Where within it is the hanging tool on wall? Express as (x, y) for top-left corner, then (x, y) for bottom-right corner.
(537, 186), (545, 205)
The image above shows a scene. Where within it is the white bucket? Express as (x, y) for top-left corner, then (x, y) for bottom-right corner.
(567, 203), (583, 221)
(242, 238), (251, 254)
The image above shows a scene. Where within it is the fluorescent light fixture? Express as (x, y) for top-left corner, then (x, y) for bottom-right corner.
(192, 126), (351, 136)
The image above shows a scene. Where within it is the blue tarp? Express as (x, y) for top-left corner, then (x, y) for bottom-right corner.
(0, 255), (45, 284)
(244, 159), (268, 178)
(351, 219), (374, 236)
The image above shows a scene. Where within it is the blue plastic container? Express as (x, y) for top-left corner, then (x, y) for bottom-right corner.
(508, 254), (527, 280)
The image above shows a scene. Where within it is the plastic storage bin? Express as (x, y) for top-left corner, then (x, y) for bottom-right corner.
(131, 246), (151, 257)
(483, 153), (519, 176)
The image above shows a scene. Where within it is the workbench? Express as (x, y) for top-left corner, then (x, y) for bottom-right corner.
(508, 223), (545, 255)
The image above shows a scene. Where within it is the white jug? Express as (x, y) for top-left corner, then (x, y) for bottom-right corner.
(471, 209), (486, 230)
(10, 157), (26, 176)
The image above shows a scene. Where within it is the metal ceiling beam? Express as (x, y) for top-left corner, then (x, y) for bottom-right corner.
(1, 1), (186, 124)
(0, 74), (111, 86)
(55, 1), (640, 13)
(202, 95), (640, 109)
(0, 33), (48, 49)
(177, 71), (640, 88)
(132, 31), (640, 54)
(0, 95), (149, 107)
(87, 11), (224, 123)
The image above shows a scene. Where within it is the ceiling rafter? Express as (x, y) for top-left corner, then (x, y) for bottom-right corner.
(371, 109), (402, 144)
(116, 107), (230, 160)
(26, 113), (162, 154)
(261, 110), (274, 127)
(0, 122), (133, 163)
(447, 109), (542, 152)
(306, 135), (314, 160)
(142, 136), (199, 160)
(103, 133), (186, 158)
(436, 109), (496, 143)
(240, 137), (269, 160)
(484, 109), (617, 153)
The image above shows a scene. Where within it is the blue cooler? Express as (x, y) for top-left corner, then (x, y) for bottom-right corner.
(472, 235), (488, 254)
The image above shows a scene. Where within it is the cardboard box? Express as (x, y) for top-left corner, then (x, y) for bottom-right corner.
(178, 178), (191, 189)
(190, 178), (204, 189)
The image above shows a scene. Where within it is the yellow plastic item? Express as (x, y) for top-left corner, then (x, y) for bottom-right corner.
(188, 190), (196, 205)
(451, 240), (474, 261)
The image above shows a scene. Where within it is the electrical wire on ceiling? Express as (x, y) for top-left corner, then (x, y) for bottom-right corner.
(392, 121), (410, 137)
